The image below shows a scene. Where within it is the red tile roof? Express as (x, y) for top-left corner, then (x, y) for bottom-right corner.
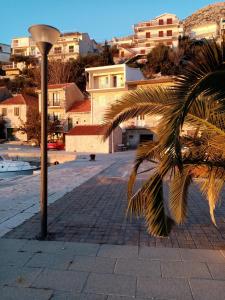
(68, 100), (91, 113)
(48, 83), (74, 89)
(0, 94), (38, 106)
(67, 125), (108, 136)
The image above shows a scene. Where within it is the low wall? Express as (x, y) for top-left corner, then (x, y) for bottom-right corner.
(1, 150), (77, 164)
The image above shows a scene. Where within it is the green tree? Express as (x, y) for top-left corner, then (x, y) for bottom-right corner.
(103, 40), (225, 237)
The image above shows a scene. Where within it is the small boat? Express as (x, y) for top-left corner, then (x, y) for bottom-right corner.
(0, 155), (36, 174)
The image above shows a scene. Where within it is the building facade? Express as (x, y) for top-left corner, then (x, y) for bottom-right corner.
(109, 13), (183, 61)
(133, 13), (183, 54)
(11, 32), (98, 63)
(0, 94), (38, 140)
(37, 82), (85, 134)
(85, 64), (174, 149)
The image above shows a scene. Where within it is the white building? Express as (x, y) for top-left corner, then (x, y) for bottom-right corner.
(11, 32), (99, 63)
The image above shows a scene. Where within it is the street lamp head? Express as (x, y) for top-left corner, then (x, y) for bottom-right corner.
(28, 24), (60, 55)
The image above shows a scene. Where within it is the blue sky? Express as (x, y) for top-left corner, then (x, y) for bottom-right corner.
(1, 0), (220, 44)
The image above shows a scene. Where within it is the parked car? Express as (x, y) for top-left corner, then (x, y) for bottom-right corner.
(47, 140), (65, 150)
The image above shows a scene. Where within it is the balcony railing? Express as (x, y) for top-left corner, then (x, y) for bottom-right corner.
(48, 101), (61, 107)
(134, 20), (179, 29)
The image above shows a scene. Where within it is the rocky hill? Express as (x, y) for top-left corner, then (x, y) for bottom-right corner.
(183, 2), (225, 34)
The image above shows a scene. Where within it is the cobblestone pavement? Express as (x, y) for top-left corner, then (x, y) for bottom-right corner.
(4, 156), (225, 250)
(1, 238), (225, 300)
(0, 153), (118, 237)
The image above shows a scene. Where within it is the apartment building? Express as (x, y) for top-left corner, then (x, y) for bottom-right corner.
(0, 43), (11, 64)
(133, 13), (183, 54)
(83, 64), (173, 149)
(110, 13), (183, 60)
(0, 94), (38, 140)
(65, 64), (174, 152)
(11, 32), (98, 63)
(37, 82), (85, 135)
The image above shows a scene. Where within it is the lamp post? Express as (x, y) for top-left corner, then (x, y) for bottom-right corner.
(28, 25), (60, 239)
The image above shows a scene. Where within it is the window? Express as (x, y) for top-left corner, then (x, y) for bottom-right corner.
(13, 40), (18, 46)
(121, 51), (124, 57)
(146, 22), (151, 26)
(140, 49), (145, 54)
(167, 30), (172, 36)
(69, 45), (74, 53)
(167, 41), (172, 46)
(159, 19), (164, 25)
(146, 32), (151, 38)
(167, 18), (173, 24)
(2, 108), (7, 116)
(113, 76), (117, 87)
(14, 107), (20, 116)
(54, 47), (62, 54)
(159, 31), (164, 37)
(52, 93), (60, 106)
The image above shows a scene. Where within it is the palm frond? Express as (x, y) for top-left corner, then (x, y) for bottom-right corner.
(198, 167), (224, 225)
(169, 167), (192, 224)
(103, 86), (175, 139)
(127, 172), (174, 237)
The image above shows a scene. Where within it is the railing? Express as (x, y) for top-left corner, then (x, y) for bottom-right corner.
(48, 101), (62, 107)
(134, 20), (179, 29)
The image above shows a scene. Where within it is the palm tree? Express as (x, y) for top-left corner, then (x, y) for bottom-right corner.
(103, 40), (225, 237)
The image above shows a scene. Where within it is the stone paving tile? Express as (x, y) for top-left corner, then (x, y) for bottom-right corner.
(25, 252), (73, 270)
(32, 269), (88, 292)
(180, 248), (225, 263)
(0, 286), (53, 300)
(69, 256), (116, 273)
(0, 250), (33, 267)
(84, 273), (136, 297)
(206, 263), (225, 280)
(0, 238), (27, 252)
(0, 266), (42, 287)
(20, 240), (66, 253)
(114, 258), (161, 277)
(63, 242), (100, 256)
(51, 291), (107, 300)
(139, 246), (181, 261)
(97, 245), (138, 258)
(136, 277), (193, 299)
(161, 261), (211, 279)
(107, 297), (148, 300)
(190, 278), (225, 300)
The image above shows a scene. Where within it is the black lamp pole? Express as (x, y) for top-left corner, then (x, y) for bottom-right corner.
(39, 42), (52, 238)
(28, 25), (60, 239)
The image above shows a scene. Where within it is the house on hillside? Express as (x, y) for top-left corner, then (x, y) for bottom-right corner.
(37, 82), (85, 137)
(0, 94), (38, 140)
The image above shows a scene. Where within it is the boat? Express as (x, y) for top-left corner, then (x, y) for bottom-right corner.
(0, 155), (36, 174)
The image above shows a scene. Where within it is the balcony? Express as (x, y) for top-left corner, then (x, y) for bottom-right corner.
(134, 19), (179, 29)
(48, 100), (62, 107)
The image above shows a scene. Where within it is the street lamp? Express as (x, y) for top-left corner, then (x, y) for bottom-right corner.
(28, 24), (60, 239)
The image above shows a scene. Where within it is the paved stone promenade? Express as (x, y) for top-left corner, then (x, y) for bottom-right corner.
(4, 154), (225, 250)
(0, 238), (225, 300)
(0, 154), (115, 237)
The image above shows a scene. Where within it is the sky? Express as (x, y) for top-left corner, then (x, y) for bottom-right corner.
(0, 0), (221, 44)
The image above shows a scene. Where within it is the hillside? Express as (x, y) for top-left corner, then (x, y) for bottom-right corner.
(183, 2), (225, 33)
